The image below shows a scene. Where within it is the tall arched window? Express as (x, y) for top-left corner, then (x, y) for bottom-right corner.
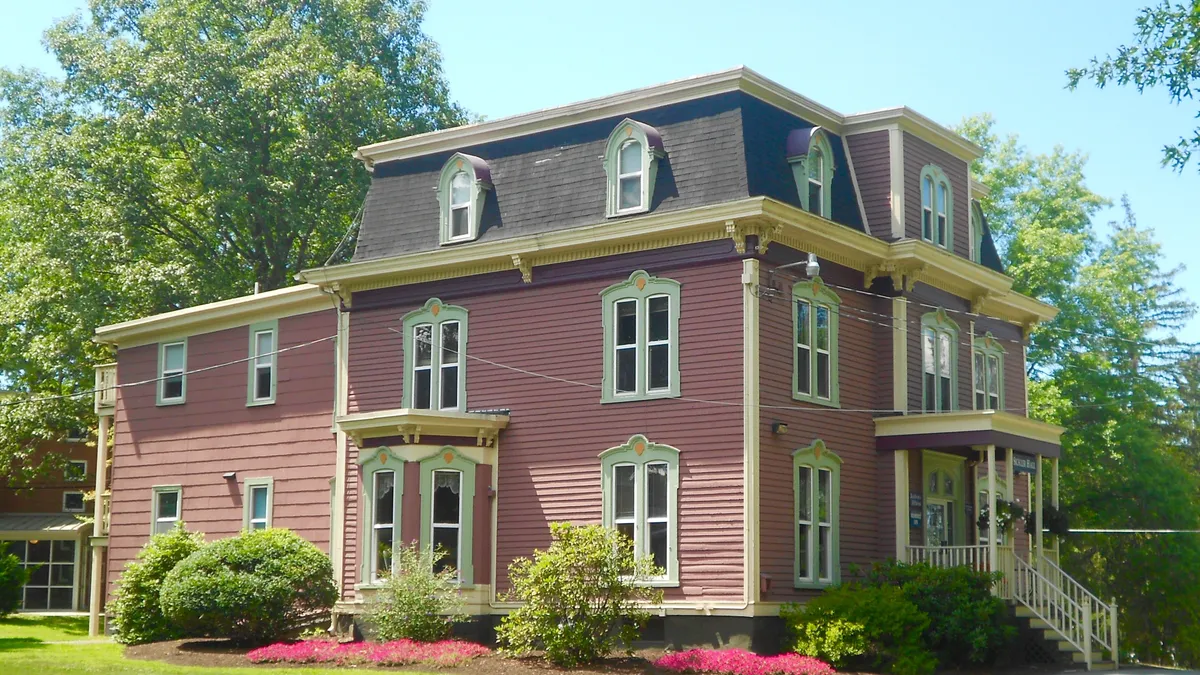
(794, 440), (841, 587)
(358, 448), (403, 583)
(600, 434), (680, 585)
(920, 165), (952, 249)
(787, 127), (835, 218)
(970, 200), (986, 264)
(419, 447), (477, 584)
(600, 270), (681, 402)
(402, 298), (468, 411)
(604, 119), (665, 217)
(973, 332), (1005, 411)
(921, 309), (959, 413)
(792, 277), (840, 407)
(437, 153), (492, 244)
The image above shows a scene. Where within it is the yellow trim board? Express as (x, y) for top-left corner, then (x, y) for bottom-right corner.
(336, 408), (510, 447)
(873, 410), (1064, 446)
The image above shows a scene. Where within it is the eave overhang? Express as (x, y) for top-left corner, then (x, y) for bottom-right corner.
(299, 196), (1056, 329)
(336, 408), (510, 448)
(874, 410), (1064, 458)
(94, 284), (332, 349)
(354, 66), (978, 167)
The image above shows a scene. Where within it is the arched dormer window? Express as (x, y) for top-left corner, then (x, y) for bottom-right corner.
(437, 153), (492, 244)
(970, 200), (986, 264)
(920, 165), (952, 249)
(787, 127), (835, 218)
(921, 309), (959, 413)
(604, 119), (665, 217)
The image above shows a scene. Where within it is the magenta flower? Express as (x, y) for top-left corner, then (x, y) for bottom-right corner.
(654, 648), (835, 675)
(246, 638), (491, 667)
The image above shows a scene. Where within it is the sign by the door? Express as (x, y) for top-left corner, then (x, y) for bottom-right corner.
(909, 491), (923, 528)
(1013, 452), (1038, 475)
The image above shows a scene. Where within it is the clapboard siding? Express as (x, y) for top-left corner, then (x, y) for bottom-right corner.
(846, 131), (893, 240)
(756, 256), (890, 603)
(903, 133), (971, 260)
(346, 249), (746, 600)
(106, 309), (337, 600)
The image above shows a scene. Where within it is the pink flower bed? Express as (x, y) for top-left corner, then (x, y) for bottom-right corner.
(246, 638), (490, 668)
(655, 649), (835, 675)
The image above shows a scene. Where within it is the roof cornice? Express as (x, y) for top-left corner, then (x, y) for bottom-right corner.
(354, 66), (977, 166)
(94, 284), (333, 348)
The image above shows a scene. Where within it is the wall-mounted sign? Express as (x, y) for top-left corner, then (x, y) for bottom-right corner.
(1013, 452), (1038, 475)
(909, 491), (923, 528)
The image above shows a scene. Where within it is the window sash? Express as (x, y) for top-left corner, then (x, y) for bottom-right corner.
(252, 329), (275, 401)
(922, 177), (934, 241)
(439, 321), (460, 410)
(796, 300), (812, 396)
(646, 295), (671, 392)
(617, 141), (643, 211)
(154, 490), (180, 535)
(412, 323), (434, 409)
(796, 465), (813, 581)
(431, 469), (463, 579)
(613, 299), (639, 395)
(936, 182), (949, 247)
(923, 327), (955, 412)
(160, 342), (185, 401)
(248, 485), (269, 530)
(372, 470), (396, 580)
(610, 461), (669, 580)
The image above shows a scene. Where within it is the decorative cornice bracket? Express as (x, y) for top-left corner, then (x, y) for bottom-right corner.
(511, 254), (534, 283)
(398, 424), (422, 444)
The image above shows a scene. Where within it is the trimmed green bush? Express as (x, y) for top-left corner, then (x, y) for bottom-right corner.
(496, 522), (663, 668)
(863, 560), (1015, 667)
(365, 544), (467, 642)
(782, 585), (935, 675)
(109, 524), (204, 644)
(0, 541), (30, 617)
(159, 528), (337, 645)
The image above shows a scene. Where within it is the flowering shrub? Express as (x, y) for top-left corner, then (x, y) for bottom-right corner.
(655, 649), (836, 675)
(246, 638), (490, 668)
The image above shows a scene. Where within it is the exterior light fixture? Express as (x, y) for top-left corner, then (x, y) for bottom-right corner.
(223, 472), (236, 480)
(805, 252), (820, 277)
(771, 422), (789, 435)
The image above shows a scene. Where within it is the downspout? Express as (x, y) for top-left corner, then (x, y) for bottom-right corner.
(742, 258), (760, 611)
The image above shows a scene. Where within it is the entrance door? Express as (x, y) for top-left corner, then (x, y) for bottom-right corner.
(925, 500), (955, 547)
(922, 450), (964, 549)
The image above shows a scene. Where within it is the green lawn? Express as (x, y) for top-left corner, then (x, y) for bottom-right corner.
(0, 615), (408, 674)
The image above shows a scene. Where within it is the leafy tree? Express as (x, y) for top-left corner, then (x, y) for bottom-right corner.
(1067, 1), (1200, 171)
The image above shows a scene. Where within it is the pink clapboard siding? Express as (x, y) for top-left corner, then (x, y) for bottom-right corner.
(106, 309), (337, 600)
(845, 130), (893, 241)
(344, 250), (747, 600)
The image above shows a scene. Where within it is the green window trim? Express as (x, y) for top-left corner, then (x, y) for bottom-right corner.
(419, 447), (476, 585)
(437, 153), (492, 245)
(919, 165), (954, 250)
(788, 129), (835, 218)
(599, 434), (680, 587)
(247, 320), (279, 406)
(604, 119), (665, 218)
(973, 332), (1005, 411)
(242, 476), (274, 530)
(150, 484), (182, 536)
(359, 448), (404, 584)
(921, 309), (959, 413)
(792, 277), (840, 407)
(402, 298), (468, 412)
(600, 270), (681, 403)
(794, 440), (841, 588)
(156, 339), (187, 406)
(970, 200), (986, 264)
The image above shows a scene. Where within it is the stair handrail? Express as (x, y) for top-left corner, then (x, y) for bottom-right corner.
(1013, 555), (1116, 670)
(1037, 554), (1117, 668)
(1039, 555), (1106, 609)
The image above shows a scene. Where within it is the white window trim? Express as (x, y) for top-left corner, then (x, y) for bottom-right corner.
(157, 340), (187, 406)
(151, 485), (182, 535)
(242, 477), (274, 530)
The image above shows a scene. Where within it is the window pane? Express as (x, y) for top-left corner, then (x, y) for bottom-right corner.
(7, 541), (25, 561)
(616, 301), (637, 346)
(52, 539), (74, 561)
(451, 206), (469, 237)
(922, 177), (933, 208)
(616, 522), (635, 546)
(440, 367), (458, 409)
(975, 353), (985, 391)
(796, 466), (812, 521)
(29, 564), (49, 585)
(251, 486), (268, 521)
(164, 343), (184, 371)
(25, 587), (48, 610)
(616, 350), (636, 394)
(450, 172), (471, 206)
(808, 149), (823, 180)
(937, 214), (947, 246)
(614, 465), (635, 521)
(929, 471), (939, 494)
(256, 368), (272, 400)
(976, 391), (986, 409)
(648, 521), (668, 571)
(51, 563), (73, 587)
(374, 472), (395, 525)
(619, 176), (641, 210)
(647, 463), (668, 519)
(818, 525), (831, 579)
(939, 333), (952, 377)
(441, 322), (459, 364)
(924, 372), (937, 412)
(619, 141), (642, 174)
(987, 356), (1000, 395)
(816, 352), (830, 399)
(923, 208), (933, 240)
(990, 394), (1000, 410)
(818, 469), (831, 525)
(49, 587), (73, 610)
(797, 525), (810, 579)
(944, 475), (954, 495)
(375, 525), (393, 576)
(923, 330), (935, 374)
(796, 301), (811, 346)
(648, 344), (669, 390)
(433, 471), (461, 524)
(414, 325), (432, 366)
(937, 182), (947, 215)
(648, 296), (669, 342)
(162, 375), (183, 400)
(433, 526), (459, 574)
(64, 493), (84, 511)
(414, 370), (432, 409)
(797, 346), (811, 395)
(815, 306), (829, 350)
(157, 491), (179, 520)
(255, 331), (274, 363)
(808, 182), (822, 215)
(940, 376), (952, 411)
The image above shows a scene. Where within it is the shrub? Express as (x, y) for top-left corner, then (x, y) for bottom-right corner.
(782, 585), (935, 675)
(246, 638), (489, 667)
(862, 560), (1015, 667)
(364, 544), (467, 642)
(108, 524), (204, 644)
(0, 541), (30, 617)
(159, 528), (338, 645)
(496, 522), (663, 667)
(654, 648), (835, 675)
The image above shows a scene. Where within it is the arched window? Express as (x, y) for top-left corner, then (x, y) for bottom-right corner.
(792, 277), (840, 407)
(419, 447), (477, 584)
(794, 440), (841, 587)
(358, 448), (403, 583)
(921, 309), (959, 413)
(787, 127), (835, 218)
(970, 200), (986, 264)
(600, 434), (680, 585)
(600, 270), (681, 402)
(604, 119), (665, 217)
(973, 332), (1005, 411)
(437, 153), (492, 244)
(402, 298), (468, 411)
(920, 165), (952, 249)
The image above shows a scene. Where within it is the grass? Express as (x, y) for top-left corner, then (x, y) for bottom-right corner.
(0, 615), (428, 674)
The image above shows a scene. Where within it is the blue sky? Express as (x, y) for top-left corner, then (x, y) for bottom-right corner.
(3, 1), (1198, 341)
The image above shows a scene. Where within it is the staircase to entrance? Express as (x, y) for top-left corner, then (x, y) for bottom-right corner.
(907, 545), (1118, 670)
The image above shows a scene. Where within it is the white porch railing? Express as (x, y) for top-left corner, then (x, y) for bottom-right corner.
(94, 363), (116, 414)
(905, 544), (1014, 598)
(1012, 555), (1118, 670)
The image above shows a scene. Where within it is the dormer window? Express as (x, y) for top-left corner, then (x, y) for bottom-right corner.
(970, 200), (985, 263)
(920, 165), (952, 249)
(437, 153), (492, 245)
(787, 127), (834, 218)
(605, 119), (665, 217)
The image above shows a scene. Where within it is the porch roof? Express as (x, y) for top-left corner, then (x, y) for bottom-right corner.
(336, 408), (510, 448)
(873, 410), (1063, 458)
(0, 513), (89, 539)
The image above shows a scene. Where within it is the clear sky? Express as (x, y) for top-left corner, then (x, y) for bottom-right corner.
(3, 1), (1198, 341)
